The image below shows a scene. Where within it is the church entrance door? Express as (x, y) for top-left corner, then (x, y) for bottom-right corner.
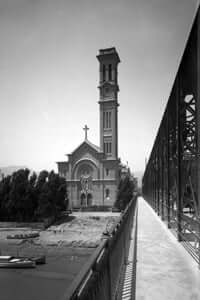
(81, 193), (86, 206)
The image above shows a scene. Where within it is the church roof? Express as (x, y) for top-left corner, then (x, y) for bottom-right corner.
(67, 139), (102, 156)
(86, 139), (101, 152)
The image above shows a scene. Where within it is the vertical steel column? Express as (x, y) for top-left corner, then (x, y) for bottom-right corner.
(167, 112), (171, 228)
(196, 8), (200, 267)
(157, 150), (160, 215)
(153, 156), (156, 211)
(154, 161), (156, 210)
(176, 77), (183, 242)
(161, 136), (165, 220)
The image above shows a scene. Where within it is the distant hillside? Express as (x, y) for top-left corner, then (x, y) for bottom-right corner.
(0, 166), (27, 177)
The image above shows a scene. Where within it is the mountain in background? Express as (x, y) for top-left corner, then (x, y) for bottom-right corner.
(0, 166), (27, 177)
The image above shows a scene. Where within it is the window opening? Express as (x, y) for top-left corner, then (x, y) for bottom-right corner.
(103, 111), (111, 129)
(103, 64), (106, 81)
(108, 64), (112, 81)
(106, 188), (110, 198)
(104, 142), (112, 155)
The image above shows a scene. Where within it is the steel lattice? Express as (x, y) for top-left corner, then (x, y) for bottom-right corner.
(143, 7), (200, 265)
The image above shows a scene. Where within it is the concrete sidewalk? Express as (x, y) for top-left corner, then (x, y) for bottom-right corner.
(136, 197), (200, 300)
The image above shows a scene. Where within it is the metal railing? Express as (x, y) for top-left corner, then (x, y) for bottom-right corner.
(61, 196), (138, 300)
(161, 202), (200, 263)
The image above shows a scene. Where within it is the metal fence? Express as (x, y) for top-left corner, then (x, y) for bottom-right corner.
(142, 6), (200, 266)
(61, 195), (138, 300)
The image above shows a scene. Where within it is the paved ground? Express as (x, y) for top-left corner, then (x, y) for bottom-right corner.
(136, 197), (200, 300)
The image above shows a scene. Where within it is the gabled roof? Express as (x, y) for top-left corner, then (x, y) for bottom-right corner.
(86, 139), (101, 152)
(67, 139), (102, 156)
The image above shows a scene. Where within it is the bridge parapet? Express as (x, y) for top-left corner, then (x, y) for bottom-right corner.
(61, 195), (138, 300)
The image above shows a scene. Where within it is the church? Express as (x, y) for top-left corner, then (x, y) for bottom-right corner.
(57, 48), (121, 208)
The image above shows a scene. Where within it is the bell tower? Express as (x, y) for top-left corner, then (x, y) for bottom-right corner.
(97, 47), (120, 159)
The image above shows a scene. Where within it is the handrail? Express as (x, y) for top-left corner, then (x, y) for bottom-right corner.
(61, 239), (107, 300)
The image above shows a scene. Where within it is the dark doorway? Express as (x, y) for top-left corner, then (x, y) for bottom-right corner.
(81, 193), (86, 206)
(87, 193), (93, 206)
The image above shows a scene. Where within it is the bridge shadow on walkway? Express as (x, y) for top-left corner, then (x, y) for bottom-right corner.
(136, 197), (200, 300)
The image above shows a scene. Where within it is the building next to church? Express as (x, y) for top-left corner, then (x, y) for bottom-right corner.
(57, 48), (121, 208)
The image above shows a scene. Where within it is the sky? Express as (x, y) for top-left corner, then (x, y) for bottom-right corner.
(0, 0), (199, 174)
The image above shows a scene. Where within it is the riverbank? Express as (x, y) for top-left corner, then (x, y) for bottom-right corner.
(0, 211), (120, 300)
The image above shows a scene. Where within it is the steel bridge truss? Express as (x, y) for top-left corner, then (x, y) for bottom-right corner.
(143, 7), (200, 265)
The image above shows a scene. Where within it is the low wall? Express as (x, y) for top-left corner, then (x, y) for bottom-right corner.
(0, 222), (45, 230)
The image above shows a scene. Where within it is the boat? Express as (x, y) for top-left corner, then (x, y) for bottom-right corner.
(32, 255), (46, 264)
(0, 256), (35, 268)
(7, 232), (39, 239)
(25, 255), (46, 265)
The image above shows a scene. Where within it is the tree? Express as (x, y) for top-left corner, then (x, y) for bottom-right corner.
(36, 181), (54, 218)
(0, 168), (67, 222)
(35, 170), (49, 219)
(35, 170), (49, 194)
(114, 176), (135, 211)
(7, 169), (33, 221)
(28, 172), (38, 216)
(35, 170), (67, 220)
(0, 175), (11, 220)
(56, 177), (67, 211)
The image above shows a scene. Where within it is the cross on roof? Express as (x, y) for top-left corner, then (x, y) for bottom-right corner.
(83, 125), (89, 140)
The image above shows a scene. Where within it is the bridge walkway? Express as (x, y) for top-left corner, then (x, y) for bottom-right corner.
(136, 197), (200, 300)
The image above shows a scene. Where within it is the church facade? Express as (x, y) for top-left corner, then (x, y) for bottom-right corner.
(57, 48), (121, 208)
